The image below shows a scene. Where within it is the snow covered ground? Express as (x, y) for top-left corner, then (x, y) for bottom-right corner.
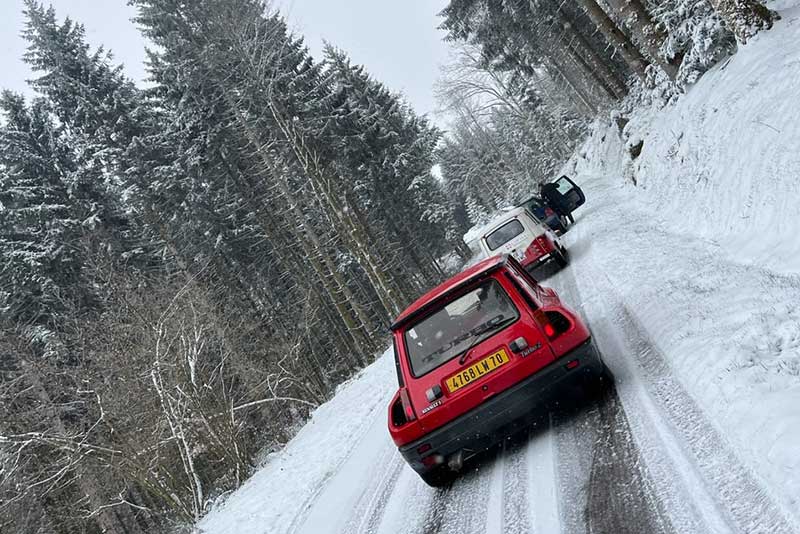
(196, 4), (800, 533)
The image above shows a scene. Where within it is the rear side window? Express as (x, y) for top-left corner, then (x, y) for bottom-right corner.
(485, 219), (524, 251)
(404, 279), (519, 377)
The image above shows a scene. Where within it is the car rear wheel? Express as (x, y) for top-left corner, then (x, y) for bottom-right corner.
(555, 246), (569, 267)
(420, 467), (454, 488)
(585, 364), (614, 397)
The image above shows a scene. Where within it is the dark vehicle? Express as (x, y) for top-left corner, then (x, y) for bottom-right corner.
(518, 195), (567, 234)
(387, 255), (611, 486)
(540, 176), (586, 228)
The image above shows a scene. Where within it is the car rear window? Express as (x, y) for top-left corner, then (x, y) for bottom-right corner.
(485, 219), (524, 251)
(404, 279), (519, 377)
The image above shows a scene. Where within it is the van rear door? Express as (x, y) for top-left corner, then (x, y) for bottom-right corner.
(482, 218), (533, 262)
(553, 176), (585, 212)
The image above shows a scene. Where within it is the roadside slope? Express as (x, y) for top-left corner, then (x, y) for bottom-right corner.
(572, 1), (800, 274)
(196, 351), (396, 534)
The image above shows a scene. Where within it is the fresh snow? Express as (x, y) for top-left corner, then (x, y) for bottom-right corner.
(197, 4), (800, 533)
(196, 352), (397, 533)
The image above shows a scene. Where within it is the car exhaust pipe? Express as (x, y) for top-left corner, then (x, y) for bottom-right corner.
(447, 450), (464, 472)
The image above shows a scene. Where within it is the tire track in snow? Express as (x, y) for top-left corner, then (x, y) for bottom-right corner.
(525, 415), (560, 534)
(559, 250), (798, 533)
(546, 266), (677, 534)
(551, 400), (596, 534)
(419, 450), (497, 534)
(500, 433), (534, 534)
(339, 447), (405, 534)
(585, 386), (675, 534)
(610, 300), (799, 534)
(283, 397), (391, 534)
(418, 487), (450, 534)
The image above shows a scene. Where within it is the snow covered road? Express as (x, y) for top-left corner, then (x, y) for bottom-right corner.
(198, 176), (800, 534)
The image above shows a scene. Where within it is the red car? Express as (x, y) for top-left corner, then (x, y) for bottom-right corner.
(387, 254), (610, 486)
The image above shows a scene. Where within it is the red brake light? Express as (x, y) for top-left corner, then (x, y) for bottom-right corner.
(400, 388), (416, 422)
(544, 323), (556, 337)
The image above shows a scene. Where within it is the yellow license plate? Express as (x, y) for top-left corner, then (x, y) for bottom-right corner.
(446, 349), (510, 393)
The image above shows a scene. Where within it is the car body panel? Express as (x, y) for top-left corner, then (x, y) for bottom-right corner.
(395, 272), (556, 434)
(388, 256), (600, 481)
(398, 338), (604, 473)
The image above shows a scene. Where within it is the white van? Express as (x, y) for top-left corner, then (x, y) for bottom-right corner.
(471, 207), (568, 272)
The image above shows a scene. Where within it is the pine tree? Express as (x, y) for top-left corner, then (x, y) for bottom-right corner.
(707, 0), (777, 43)
(0, 92), (82, 339)
(652, 0), (737, 85)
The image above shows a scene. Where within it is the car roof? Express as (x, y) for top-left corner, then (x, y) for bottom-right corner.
(390, 254), (509, 331)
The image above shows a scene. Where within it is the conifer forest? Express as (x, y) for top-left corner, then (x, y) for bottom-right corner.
(0, 0), (780, 532)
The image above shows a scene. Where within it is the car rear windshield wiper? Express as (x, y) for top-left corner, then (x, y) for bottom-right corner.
(458, 314), (513, 365)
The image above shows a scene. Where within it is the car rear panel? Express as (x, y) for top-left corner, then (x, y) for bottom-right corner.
(399, 338), (604, 474)
(399, 274), (556, 435)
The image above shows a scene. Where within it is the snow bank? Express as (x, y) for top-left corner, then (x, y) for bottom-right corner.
(573, 3), (800, 275)
(196, 349), (396, 534)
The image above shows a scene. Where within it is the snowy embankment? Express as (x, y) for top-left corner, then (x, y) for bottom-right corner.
(564, 2), (800, 521)
(197, 5), (800, 533)
(197, 353), (397, 533)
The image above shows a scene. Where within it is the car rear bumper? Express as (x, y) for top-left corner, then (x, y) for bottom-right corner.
(398, 338), (604, 475)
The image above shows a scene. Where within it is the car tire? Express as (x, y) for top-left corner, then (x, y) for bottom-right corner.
(586, 365), (614, 397)
(555, 246), (569, 268)
(420, 467), (454, 488)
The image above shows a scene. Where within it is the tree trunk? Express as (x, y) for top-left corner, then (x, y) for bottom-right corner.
(268, 103), (404, 320)
(550, 35), (610, 111)
(560, 25), (626, 100)
(541, 52), (599, 115)
(602, 0), (678, 78)
(553, 7), (629, 99)
(221, 93), (376, 359)
(708, 0), (777, 43)
(574, 0), (651, 80)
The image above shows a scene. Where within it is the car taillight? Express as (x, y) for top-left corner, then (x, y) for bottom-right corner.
(543, 311), (571, 339)
(391, 388), (417, 427)
(400, 388), (416, 422)
(536, 235), (550, 250)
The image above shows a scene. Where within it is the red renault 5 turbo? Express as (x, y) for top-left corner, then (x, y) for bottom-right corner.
(387, 254), (610, 486)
